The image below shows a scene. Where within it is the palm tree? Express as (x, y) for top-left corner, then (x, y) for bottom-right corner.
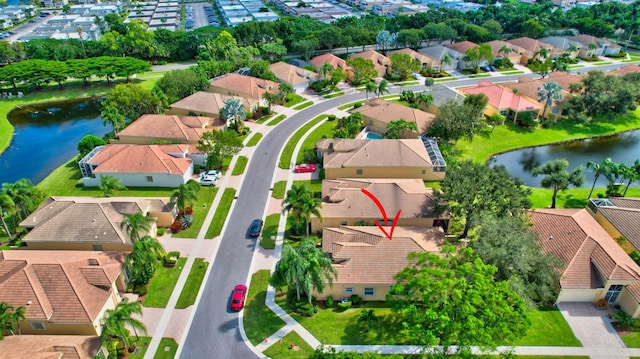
(357, 309), (379, 332)
(77, 26), (87, 58)
(441, 53), (452, 70)
(586, 158), (620, 198)
(220, 98), (247, 134)
(498, 45), (512, 58)
(170, 182), (199, 212)
(376, 79), (389, 98)
(567, 44), (578, 54)
(537, 81), (563, 119)
(532, 159), (585, 208)
(364, 81), (377, 100)
(99, 175), (127, 197)
(0, 193), (15, 241)
(1, 178), (44, 222)
(622, 159), (640, 196)
(320, 62), (333, 79)
(120, 212), (154, 243)
(282, 184), (317, 235)
(0, 302), (25, 338)
(416, 92), (434, 111)
(384, 119), (418, 139)
(535, 47), (549, 61)
(101, 105), (125, 138)
(100, 299), (147, 355)
(300, 195), (322, 237)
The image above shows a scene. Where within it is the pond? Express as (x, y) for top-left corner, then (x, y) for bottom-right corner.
(0, 97), (108, 185)
(491, 130), (640, 188)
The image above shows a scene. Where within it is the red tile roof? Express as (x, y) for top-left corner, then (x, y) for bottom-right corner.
(0, 335), (101, 359)
(118, 114), (221, 142)
(309, 53), (349, 71)
(209, 73), (279, 100)
(318, 139), (433, 169)
(89, 144), (192, 175)
(351, 98), (434, 133)
(458, 81), (541, 112)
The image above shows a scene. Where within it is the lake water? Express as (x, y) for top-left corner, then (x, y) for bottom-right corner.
(0, 97), (108, 185)
(491, 130), (640, 188)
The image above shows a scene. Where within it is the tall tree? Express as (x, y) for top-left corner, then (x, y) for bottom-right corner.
(100, 299), (147, 355)
(389, 52), (420, 80)
(0, 302), (26, 338)
(282, 184), (320, 235)
(383, 119), (418, 139)
(1, 178), (45, 222)
(120, 212), (154, 243)
(376, 79), (390, 97)
(388, 245), (530, 354)
(170, 182), (200, 212)
(427, 98), (485, 142)
(0, 193), (15, 241)
(126, 234), (165, 286)
(622, 159), (640, 196)
(100, 105), (126, 137)
(585, 158), (618, 199)
(357, 309), (379, 332)
(346, 57), (377, 86)
(98, 175), (127, 197)
(220, 98), (248, 134)
(102, 83), (164, 122)
(364, 81), (377, 100)
(537, 81), (563, 119)
(432, 160), (532, 238)
(197, 130), (243, 170)
(532, 159), (585, 208)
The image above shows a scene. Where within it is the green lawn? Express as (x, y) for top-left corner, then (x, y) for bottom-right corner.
(261, 213), (280, 249)
(176, 258), (209, 309)
(569, 64), (585, 68)
(593, 61), (613, 65)
(272, 181), (286, 199)
(243, 270), (286, 345)
(622, 332), (640, 348)
(144, 258), (187, 308)
(268, 114), (287, 126)
(469, 74), (492, 78)
(435, 77), (458, 82)
(278, 115), (327, 169)
(293, 179), (322, 198)
(128, 336), (152, 359)
(172, 187), (217, 238)
(380, 94), (400, 100)
(338, 101), (364, 111)
(456, 114), (640, 163)
(262, 330), (315, 358)
(501, 71), (525, 75)
(246, 132), (263, 147)
(232, 156), (248, 175)
(284, 94), (306, 108)
(36, 157), (175, 196)
(296, 120), (336, 163)
(154, 338), (178, 359)
(396, 81), (420, 86)
(528, 186), (640, 209)
(255, 114), (274, 124)
(292, 101), (314, 110)
(205, 188), (236, 238)
(510, 307), (581, 347)
(324, 92), (344, 99)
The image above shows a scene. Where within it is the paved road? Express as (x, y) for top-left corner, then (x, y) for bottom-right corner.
(179, 73), (541, 358)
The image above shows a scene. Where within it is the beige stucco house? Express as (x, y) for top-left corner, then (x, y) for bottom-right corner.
(529, 208), (640, 317)
(350, 98), (435, 137)
(269, 61), (318, 92)
(208, 73), (279, 106)
(111, 114), (225, 145)
(316, 226), (445, 301)
(349, 49), (391, 78)
(311, 178), (447, 233)
(166, 91), (256, 117)
(309, 53), (352, 76)
(0, 250), (128, 335)
(587, 197), (640, 252)
(485, 40), (525, 65)
(457, 81), (542, 121)
(316, 138), (446, 181)
(500, 77), (570, 119)
(388, 48), (441, 73)
(506, 37), (562, 64)
(20, 196), (173, 251)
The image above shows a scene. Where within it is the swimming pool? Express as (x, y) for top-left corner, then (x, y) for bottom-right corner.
(365, 132), (383, 140)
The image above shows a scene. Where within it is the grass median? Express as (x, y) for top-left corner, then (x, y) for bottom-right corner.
(244, 270), (286, 345)
(295, 120), (336, 164)
(232, 156), (248, 175)
(176, 258), (209, 309)
(260, 213), (280, 250)
(205, 188), (236, 239)
(278, 115), (327, 169)
(246, 132), (263, 147)
(144, 258), (187, 308)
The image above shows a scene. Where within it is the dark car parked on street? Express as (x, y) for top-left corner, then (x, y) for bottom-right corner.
(248, 219), (263, 237)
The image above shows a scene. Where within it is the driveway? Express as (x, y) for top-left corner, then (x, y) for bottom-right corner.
(557, 302), (627, 358)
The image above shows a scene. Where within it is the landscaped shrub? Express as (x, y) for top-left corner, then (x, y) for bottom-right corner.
(325, 296), (334, 308)
(294, 302), (319, 316)
(135, 284), (148, 297)
(612, 310), (634, 329)
(179, 213), (194, 229)
(596, 298), (609, 309)
(337, 300), (352, 311)
(170, 219), (183, 233)
(352, 102), (363, 109)
(157, 228), (166, 236)
(327, 114), (337, 121)
(350, 294), (363, 306)
(164, 251), (180, 267)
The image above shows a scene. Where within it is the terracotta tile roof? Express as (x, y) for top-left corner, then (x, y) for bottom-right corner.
(309, 53), (349, 71)
(269, 61), (318, 86)
(20, 196), (167, 245)
(567, 34), (622, 49)
(320, 178), (437, 220)
(0, 251), (126, 324)
(446, 40), (479, 54)
(388, 48), (438, 65)
(501, 77), (570, 106)
(350, 50), (391, 77)
(317, 139), (433, 169)
(0, 335), (101, 359)
(458, 81), (541, 112)
(540, 72), (584, 90)
(322, 226), (445, 284)
(594, 197), (640, 251)
(529, 209), (640, 289)
(170, 91), (254, 117)
(506, 37), (560, 56)
(209, 73), (280, 100)
(88, 144), (192, 175)
(610, 64), (640, 76)
(351, 98), (434, 133)
(626, 282), (640, 302)
(485, 40), (527, 57)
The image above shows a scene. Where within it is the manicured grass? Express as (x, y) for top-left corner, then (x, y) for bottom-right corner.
(172, 187), (217, 238)
(424, 180), (442, 189)
(501, 70), (525, 75)
(510, 307), (581, 347)
(593, 61), (613, 65)
(176, 258), (209, 309)
(338, 101), (363, 111)
(205, 188), (236, 238)
(469, 73), (492, 78)
(396, 81), (420, 86)
(268, 114), (287, 126)
(296, 120), (336, 163)
(261, 213), (280, 249)
(292, 101), (314, 110)
(569, 64), (585, 68)
(528, 186), (640, 209)
(243, 270), (286, 345)
(154, 338), (178, 359)
(435, 77), (458, 82)
(37, 156), (175, 197)
(293, 179), (322, 198)
(324, 92), (344, 99)
(232, 156), (248, 176)
(284, 94), (305, 108)
(144, 258), (187, 308)
(622, 332), (640, 348)
(128, 336), (152, 359)
(456, 114), (640, 164)
(272, 181), (287, 199)
(380, 94), (399, 100)
(278, 115), (327, 169)
(246, 132), (263, 147)
(262, 330), (315, 358)
(256, 114), (274, 124)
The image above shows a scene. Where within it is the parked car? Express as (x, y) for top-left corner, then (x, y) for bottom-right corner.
(200, 170), (222, 179)
(230, 284), (247, 311)
(248, 219), (263, 237)
(412, 73), (421, 80)
(199, 175), (218, 186)
(479, 65), (491, 72)
(294, 163), (316, 173)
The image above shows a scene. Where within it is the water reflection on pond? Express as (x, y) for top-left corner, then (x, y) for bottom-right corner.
(491, 130), (640, 188)
(0, 97), (107, 185)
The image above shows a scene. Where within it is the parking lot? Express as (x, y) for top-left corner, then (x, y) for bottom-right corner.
(185, 2), (219, 30)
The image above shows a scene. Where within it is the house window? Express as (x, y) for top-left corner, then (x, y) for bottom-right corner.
(345, 287), (354, 294)
(363, 287), (375, 296)
(146, 176), (153, 182)
(31, 322), (46, 330)
(92, 245), (103, 251)
(341, 221), (347, 225)
(369, 120), (374, 126)
(605, 284), (624, 304)
(356, 169), (363, 175)
(421, 170), (426, 174)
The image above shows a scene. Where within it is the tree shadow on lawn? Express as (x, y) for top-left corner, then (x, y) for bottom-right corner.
(561, 193), (588, 209)
(341, 308), (408, 345)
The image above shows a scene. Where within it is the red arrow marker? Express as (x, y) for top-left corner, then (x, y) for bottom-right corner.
(361, 188), (402, 240)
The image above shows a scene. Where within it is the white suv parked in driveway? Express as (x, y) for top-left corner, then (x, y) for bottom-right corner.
(200, 170), (222, 180)
(199, 175), (218, 186)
